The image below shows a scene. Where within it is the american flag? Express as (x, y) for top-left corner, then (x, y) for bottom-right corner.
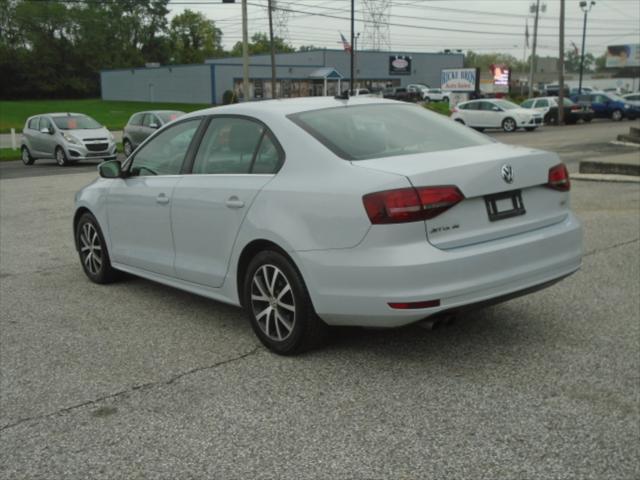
(339, 32), (352, 52)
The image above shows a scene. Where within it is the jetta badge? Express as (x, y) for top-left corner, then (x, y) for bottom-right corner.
(501, 164), (514, 184)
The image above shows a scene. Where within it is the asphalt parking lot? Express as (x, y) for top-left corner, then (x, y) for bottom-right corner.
(1, 121), (639, 479)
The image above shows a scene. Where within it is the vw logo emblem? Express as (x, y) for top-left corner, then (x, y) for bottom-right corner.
(501, 164), (514, 184)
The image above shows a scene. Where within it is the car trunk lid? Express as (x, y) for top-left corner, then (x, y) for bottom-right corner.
(353, 143), (570, 249)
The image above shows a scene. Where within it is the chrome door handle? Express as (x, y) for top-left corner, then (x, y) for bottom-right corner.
(225, 196), (245, 209)
(156, 193), (170, 204)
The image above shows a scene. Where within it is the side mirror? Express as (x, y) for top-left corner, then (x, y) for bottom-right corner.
(492, 106), (500, 111)
(40, 127), (53, 135)
(149, 123), (159, 129)
(99, 160), (122, 179)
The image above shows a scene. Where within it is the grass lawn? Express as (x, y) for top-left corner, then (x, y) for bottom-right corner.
(0, 99), (212, 133)
(0, 148), (21, 161)
(423, 102), (451, 116)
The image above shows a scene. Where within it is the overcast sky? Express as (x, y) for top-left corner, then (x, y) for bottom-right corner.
(167, 0), (639, 58)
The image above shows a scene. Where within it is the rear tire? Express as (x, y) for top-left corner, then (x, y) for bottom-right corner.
(21, 146), (34, 165)
(75, 213), (119, 284)
(55, 146), (68, 166)
(443, 97), (449, 103)
(454, 119), (465, 125)
(583, 116), (592, 123)
(243, 250), (328, 355)
(123, 139), (133, 157)
(611, 109), (623, 121)
(502, 117), (517, 132)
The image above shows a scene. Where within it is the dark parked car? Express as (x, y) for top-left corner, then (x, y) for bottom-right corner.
(122, 110), (185, 157)
(382, 87), (421, 103)
(520, 96), (593, 125)
(570, 92), (640, 121)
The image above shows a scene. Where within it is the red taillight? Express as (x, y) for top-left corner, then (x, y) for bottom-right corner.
(363, 186), (464, 224)
(547, 163), (571, 191)
(571, 106), (580, 111)
(388, 299), (441, 309)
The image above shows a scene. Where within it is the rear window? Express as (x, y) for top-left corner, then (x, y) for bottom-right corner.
(288, 104), (492, 161)
(53, 115), (101, 130)
(156, 111), (184, 123)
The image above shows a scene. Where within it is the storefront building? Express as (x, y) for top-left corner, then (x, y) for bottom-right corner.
(101, 49), (463, 105)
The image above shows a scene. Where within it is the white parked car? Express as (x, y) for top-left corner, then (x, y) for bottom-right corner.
(622, 93), (640, 106)
(451, 99), (543, 132)
(74, 97), (582, 354)
(421, 88), (452, 102)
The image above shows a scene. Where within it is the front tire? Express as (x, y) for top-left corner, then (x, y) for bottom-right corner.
(502, 117), (517, 132)
(244, 250), (328, 355)
(443, 96), (449, 103)
(75, 213), (119, 284)
(454, 118), (465, 125)
(21, 146), (34, 165)
(55, 146), (68, 166)
(611, 109), (623, 121)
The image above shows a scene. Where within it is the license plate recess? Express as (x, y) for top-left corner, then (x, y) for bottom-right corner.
(484, 190), (526, 222)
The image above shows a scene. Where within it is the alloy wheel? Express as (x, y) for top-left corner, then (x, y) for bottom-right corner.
(21, 148), (31, 165)
(123, 141), (132, 157)
(503, 118), (516, 132)
(56, 148), (66, 166)
(79, 222), (103, 276)
(250, 264), (296, 342)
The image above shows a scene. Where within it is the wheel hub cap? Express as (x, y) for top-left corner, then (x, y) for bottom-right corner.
(251, 264), (296, 342)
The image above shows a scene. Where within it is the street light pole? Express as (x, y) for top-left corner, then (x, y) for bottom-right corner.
(350, 0), (355, 95)
(578, 1), (595, 94)
(241, 0), (250, 102)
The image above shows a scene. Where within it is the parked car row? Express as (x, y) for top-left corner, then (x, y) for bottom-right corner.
(21, 110), (185, 166)
(451, 99), (543, 132)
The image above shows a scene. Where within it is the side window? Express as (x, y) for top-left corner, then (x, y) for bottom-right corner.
(252, 132), (282, 174)
(142, 114), (159, 128)
(39, 117), (53, 131)
(192, 117), (264, 174)
(129, 119), (201, 176)
(536, 99), (549, 108)
(28, 117), (40, 130)
(520, 100), (534, 109)
(480, 102), (496, 111)
(465, 102), (480, 110)
(129, 113), (144, 126)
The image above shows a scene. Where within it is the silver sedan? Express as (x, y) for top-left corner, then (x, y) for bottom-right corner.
(74, 97), (582, 354)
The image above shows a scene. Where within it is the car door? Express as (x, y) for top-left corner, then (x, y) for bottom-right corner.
(139, 113), (160, 144)
(25, 117), (42, 155)
(533, 98), (550, 115)
(171, 116), (283, 288)
(106, 118), (203, 276)
(126, 113), (144, 147)
(478, 101), (500, 127)
(590, 95), (608, 117)
(38, 117), (57, 157)
(459, 101), (482, 126)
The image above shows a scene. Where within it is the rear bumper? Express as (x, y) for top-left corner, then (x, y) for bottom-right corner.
(297, 213), (582, 327)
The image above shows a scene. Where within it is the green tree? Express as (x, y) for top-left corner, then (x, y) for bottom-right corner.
(169, 9), (223, 64)
(464, 51), (527, 73)
(230, 32), (295, 57)
(564, 49), (595, 73)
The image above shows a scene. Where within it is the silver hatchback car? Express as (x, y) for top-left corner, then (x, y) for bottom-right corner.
(122, 110), (184, 157)
(21, 113), (117, 166)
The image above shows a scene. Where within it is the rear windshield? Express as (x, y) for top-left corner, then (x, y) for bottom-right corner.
(288, 103), (492, 161)
(156, 111), (184, 123)
(53, 115), (101, 130)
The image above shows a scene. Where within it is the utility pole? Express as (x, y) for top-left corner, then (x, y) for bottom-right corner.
(268, 0), (277, 99)
(353, 32), (360, 90)
(350, 0), (355, 95)
(527, 1), (545, 98)
(578, 1), (596, 94)
(558, 0), (565, 124)
(241, 0), (249, 102)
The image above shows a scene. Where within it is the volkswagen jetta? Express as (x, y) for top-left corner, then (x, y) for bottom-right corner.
(74, 97), (582, 354)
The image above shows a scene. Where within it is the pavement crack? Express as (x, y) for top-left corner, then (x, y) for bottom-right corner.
(0, 345), (262, 433)
(584, 238), (639, 258)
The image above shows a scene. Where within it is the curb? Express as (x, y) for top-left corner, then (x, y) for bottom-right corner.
(571, 173), (640, 183)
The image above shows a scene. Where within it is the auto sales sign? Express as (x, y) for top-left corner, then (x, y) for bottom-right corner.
(441, 68), (479, 92)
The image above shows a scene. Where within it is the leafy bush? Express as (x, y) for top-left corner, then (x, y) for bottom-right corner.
(222, 90), (238, 105)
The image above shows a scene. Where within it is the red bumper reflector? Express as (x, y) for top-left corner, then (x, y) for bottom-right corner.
(388, 299), (441, 309)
